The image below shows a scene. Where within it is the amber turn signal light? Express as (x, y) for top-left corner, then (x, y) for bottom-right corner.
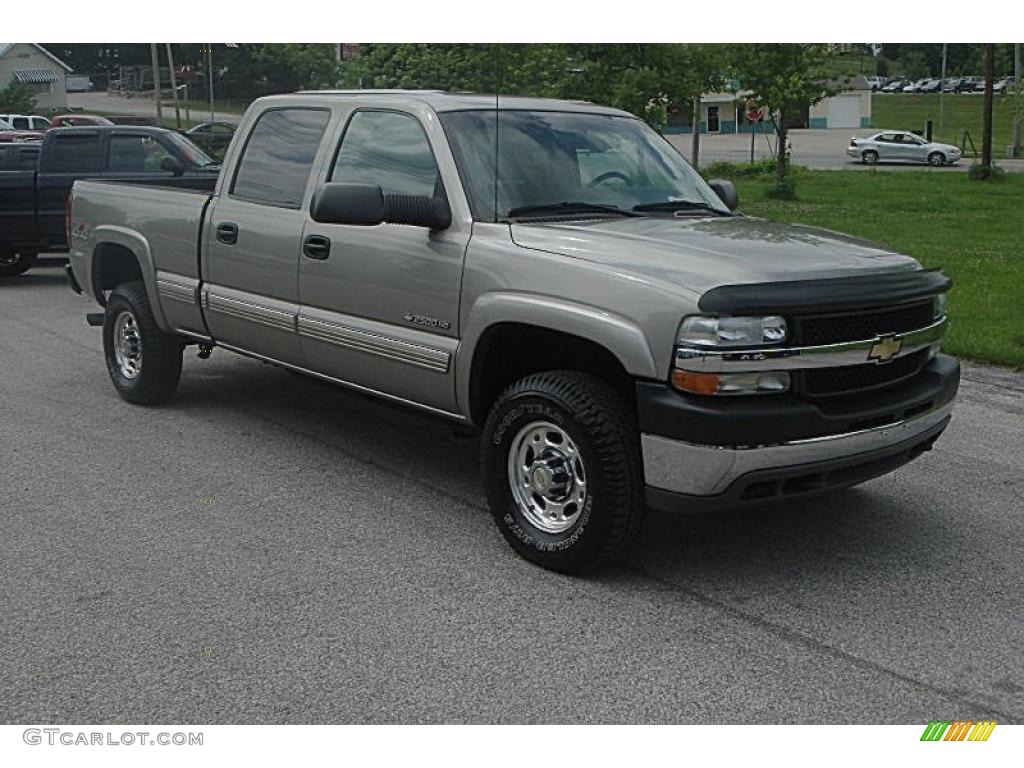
(671, 370), (721, 395)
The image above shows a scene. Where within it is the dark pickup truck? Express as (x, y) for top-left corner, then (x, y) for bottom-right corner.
(0, 125), (219, 276)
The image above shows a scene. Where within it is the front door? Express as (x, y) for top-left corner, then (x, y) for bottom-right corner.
(707, 106), (720, 133)
(201, 107), (331, 365)
(298, 108), (469, 414)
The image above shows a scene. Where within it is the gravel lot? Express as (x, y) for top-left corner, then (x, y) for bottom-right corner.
(1, 258), (1022, 724)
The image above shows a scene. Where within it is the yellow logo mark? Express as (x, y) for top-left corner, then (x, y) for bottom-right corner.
(868, 334), (903, 363)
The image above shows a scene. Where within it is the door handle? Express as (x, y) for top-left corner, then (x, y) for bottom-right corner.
(216, 222), (239, 245)
(303, 235), (331, 260)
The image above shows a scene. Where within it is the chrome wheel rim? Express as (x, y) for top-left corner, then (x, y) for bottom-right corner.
(507, 420), (587, 534)
(113, 310), (142, 379)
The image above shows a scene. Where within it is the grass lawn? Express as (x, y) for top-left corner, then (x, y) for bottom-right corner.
(727, 170), (1024, 368)
(873, 93), (1021, 156)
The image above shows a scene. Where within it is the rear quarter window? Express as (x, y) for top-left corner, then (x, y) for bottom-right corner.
(47, 133), (104, 173)
(230, 108), (330, 208)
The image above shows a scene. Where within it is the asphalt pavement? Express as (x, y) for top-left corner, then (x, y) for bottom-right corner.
(1, 258), (1022, 724)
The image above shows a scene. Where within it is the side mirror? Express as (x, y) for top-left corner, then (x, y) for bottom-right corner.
(160, 156), (184, 176)
(707, 179), (738, 211)
(311, 182), (452, 230)
(312, 183), (384, 225)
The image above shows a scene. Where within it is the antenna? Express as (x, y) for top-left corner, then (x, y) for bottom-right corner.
(493, 44), (501, 222)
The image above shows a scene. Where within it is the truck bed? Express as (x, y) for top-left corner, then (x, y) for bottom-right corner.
(70, 179), (213, 337)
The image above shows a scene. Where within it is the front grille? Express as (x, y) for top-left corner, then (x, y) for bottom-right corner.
(799, 349), (929, 399)
(792, 300), (935, 346)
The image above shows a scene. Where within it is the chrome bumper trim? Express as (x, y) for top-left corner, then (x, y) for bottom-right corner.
(675, 317), (947, 373)
(641, 400), (954, 497)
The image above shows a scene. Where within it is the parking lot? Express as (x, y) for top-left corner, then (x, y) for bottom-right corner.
(1, 257), (1022, 723)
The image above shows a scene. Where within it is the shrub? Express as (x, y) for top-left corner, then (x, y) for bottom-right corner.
(967, 163), (1006, 181)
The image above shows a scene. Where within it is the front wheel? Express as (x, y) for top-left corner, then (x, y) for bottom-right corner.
(482, 371), (644, 574)
(0, 250), (37, 277)
(928, 152), (946, 167)
(862, 150), (879, 165)
(102, 281), (184, 404)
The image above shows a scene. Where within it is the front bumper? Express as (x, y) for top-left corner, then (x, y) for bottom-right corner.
(639, 354), (959, 511)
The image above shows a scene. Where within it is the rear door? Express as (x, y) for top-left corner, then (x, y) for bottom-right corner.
(297, 106), (470, 413)
(200, 107), (331, 366)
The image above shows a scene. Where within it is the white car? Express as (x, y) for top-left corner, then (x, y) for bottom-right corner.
(847, 131), (962, 166)
(0, 114), (51, 132)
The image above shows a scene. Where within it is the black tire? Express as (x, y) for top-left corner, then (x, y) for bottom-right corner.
(928, 151), (945, 167)
(482, 370), (644, 574)
(102, 281), (183, 404)
(0, 250), (37, 277)
(862, 150), (879, 165)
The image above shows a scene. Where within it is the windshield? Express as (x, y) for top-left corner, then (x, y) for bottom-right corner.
(439, 110), (729, 221)
(163, 131), (217, 167)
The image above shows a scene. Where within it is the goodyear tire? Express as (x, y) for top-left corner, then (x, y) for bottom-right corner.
(102, 281), (183, 405)
(482, 370), (644, 574)
(0, 250), (37, 277)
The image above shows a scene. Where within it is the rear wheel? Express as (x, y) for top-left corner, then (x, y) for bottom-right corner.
(862, 150), (879, 165)
(482, 370), (644, 574)
(102, 281), (183, 404)
(0, 250), (37, 277)
(928, 151), (945, 167)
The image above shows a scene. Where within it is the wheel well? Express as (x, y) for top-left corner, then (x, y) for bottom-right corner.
(91, 243), (143, 305)
(469, 323), (635, 426)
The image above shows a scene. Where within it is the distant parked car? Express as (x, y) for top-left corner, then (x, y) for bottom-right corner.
(880, 78), (907, 93)
(919, 79), (943, 93)
(66, 75), (94, 93)
(865, 76), (889, 91)
(0, 114), (52, 131)
(49, 114), (114, 128)
(183, 121), (236, 154)
(848, 131), (962, 166)
(106, 115), (159, 126)
(0, 118), (41, 143)
(993, 76), (1016, 95)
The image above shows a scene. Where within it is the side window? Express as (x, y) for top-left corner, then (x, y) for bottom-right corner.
(12, 117), (28, 130)
(108, 135), (174, 173)
(231, 108), (330, 208)
(331, 111), (440, 198)
(48, 133), (103, 173)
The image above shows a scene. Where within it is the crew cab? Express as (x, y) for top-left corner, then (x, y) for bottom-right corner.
(0, 125), (218, 276)
(67, 91), (959, 573)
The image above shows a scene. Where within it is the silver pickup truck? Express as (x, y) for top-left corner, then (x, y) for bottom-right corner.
(68, 91), (959, 573)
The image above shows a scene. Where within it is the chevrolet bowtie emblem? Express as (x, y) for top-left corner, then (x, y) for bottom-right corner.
(868, 334), (903, 364)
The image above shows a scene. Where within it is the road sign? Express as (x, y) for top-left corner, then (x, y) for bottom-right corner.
(745, 100), (765, 123)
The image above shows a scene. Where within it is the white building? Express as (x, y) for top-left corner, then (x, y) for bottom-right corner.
(0, 43), (73, 112)
(666, 76), (873, 135)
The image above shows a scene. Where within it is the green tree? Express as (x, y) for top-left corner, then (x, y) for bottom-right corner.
(0, 82), (36, 114)
(729, 44), (843, 196)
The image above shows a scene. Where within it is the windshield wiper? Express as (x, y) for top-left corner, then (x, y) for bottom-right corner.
(504, 201), (645, 220)
(633, 200), (730, 215)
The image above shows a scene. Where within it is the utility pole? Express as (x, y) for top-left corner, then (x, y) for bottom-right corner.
(207, 44), (215, 122)
(981, 44), (995, 171)
(165, 43), (181, 129)
(150, 43), (163, 123)
(690, 97), (701, 168)
(1013, 43), (1021, 158)
(939, 43), (948, 136)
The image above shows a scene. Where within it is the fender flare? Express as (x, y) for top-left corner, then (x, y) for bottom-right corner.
(91, 226), (169, 330)
(456, 292), (658, 416)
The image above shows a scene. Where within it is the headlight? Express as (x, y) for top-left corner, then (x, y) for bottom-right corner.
(933, 293), (947, 319)
(677, 315), (788, 347)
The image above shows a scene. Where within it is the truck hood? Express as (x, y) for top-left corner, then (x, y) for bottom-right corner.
(510, 215), (920, 296)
